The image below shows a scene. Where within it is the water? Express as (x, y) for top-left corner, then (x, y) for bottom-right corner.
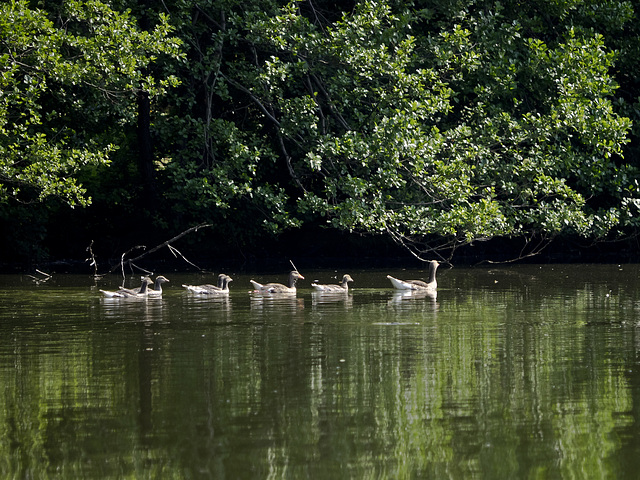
(1, 264), (640, 478)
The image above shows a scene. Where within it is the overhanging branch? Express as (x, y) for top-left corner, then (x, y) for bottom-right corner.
(108, 223), (214, 274)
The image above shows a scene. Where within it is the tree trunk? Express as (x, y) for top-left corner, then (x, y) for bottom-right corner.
(137, 89), (156, 208)
(136, 1), (155, 209)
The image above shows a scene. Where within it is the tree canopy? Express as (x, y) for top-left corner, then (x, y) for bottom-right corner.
(1, 0), (639, 265)
(0, 0), (180, 206)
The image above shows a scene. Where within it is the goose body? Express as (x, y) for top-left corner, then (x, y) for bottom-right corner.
(250, 270), (304, 294)
(387, 261), (439, 291)
(311, 274), (354, 293)
(101, 276), (152, 298)
(183, 274), (232, 294)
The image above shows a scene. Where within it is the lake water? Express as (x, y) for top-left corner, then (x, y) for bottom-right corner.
(1, 264), (640, 478)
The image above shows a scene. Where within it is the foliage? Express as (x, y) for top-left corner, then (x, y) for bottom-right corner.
(144, 0), (304, 242)
(2, 0), (640, 263)
(0, 0), (181, 207)
(242, 0), (639, 259)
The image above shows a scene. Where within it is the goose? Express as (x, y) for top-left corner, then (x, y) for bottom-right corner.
(311, 274), (354, 293)
(250, 270), (304, 294)
(183, 274), (232, 294)
(146, 275), (170, 296)
(387, 260), (439, 291)
(120, 275), (169, 296)
(101, 276), (152, 298)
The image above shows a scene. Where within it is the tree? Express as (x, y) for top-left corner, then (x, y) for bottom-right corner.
(0, 0), (181, 207)
(136, 0), (306, 248)
(233, 0), (640, 260)
(3, 0), (640, 265)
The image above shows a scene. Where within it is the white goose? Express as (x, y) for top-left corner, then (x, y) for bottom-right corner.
(119, 275), (169, 297)
(250, 270), (304, 294)
(387, 260), (439, 291)
(311, 274), (354, 293)
(183, 274), (232, 295)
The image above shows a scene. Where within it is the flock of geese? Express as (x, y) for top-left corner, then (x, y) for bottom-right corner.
(100, 261), (440, 298)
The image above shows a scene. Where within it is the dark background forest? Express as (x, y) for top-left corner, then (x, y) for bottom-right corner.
(2, 0), (640, 272)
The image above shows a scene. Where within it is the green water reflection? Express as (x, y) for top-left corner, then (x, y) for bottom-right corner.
(1, 265), (640, 478)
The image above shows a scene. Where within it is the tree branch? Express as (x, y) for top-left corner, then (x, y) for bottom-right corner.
(220, 72), (281, 127)
(109, 223), (214, 273)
